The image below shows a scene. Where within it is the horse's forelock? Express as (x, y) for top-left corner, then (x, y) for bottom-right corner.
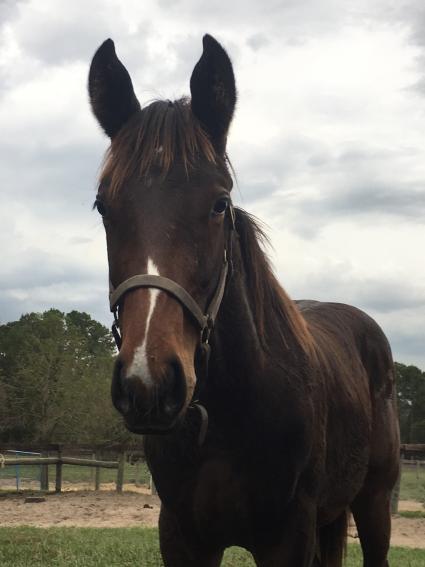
(99, 98), (218, 196)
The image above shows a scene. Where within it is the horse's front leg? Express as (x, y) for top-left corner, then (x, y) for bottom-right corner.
(159, 505), (224, 567)
(251, 498), (317, 567)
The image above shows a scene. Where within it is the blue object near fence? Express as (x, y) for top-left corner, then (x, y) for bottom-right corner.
(6, 450), (42, 490)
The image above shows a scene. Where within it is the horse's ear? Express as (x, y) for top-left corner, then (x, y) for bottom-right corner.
(88, 39), (140, 139)
(190, 34), (237, 155)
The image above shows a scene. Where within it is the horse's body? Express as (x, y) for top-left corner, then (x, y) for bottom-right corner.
(89, 35), (399, 566)
(145, 248), (399, 567)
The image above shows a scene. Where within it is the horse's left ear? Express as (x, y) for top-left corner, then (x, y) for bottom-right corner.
(190, 34), (237, 155)
(88, 39), (140, 139)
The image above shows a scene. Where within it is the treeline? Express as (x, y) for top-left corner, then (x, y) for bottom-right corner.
(0, 310), (424, 444)
(395, 362), (425, 444)
(0, 309), (133, 445)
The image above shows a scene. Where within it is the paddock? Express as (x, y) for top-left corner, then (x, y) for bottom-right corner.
(1, 444), (424, 552)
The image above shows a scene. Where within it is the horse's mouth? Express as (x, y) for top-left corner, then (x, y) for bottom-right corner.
(123, 420), (176, 435)
(122, 410), (183, 435)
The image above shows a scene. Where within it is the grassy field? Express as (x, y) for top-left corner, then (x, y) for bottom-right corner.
(400, 466), (425, 503)
(0, 527), (424, 567)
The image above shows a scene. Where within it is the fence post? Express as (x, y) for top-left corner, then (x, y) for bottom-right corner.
(116, 452), (125, 493)
(55, 449), (62, 493)
(135, 460), (140, 487)
(40, 451), (49, 491)
(391, 458), (402, 515)
(94, 452), (101, 491)
(150, 475), (157, 496)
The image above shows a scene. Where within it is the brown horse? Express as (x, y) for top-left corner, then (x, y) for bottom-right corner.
(88, 35), (400, 567)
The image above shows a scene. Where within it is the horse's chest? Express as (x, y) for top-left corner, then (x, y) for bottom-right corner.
(190, 457), (284, 546)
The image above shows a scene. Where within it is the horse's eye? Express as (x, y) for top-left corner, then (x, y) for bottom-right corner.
(212, 198), (229, 216)
(95, 199), (107, 217)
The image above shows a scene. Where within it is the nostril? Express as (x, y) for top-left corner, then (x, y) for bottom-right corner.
(161, 358), (187, 417)
(111, 358), (131, 415)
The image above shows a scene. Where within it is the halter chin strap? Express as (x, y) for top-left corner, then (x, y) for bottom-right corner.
(109, 205), (235, 351)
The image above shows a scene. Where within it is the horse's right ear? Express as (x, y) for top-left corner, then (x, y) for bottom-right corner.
(88, 39), (140, 139)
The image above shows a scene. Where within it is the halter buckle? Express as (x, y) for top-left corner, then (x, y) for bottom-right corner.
(201, 315), (214, 344)
(111, 310), (122, 349)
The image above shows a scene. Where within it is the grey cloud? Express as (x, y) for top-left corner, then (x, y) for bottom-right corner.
(290, 267), (425, 315)
(0, 140), (104, 220)
(313, 182), (425, 220)
(233, 135), (330, 204)
(280, 262), (425, 367)
(238, 139), (425, 238)
(153, 0), (353, 44)
(247, 33), (270, 51)
(390, 332), (425, 367)
(0, 0), (27, 27)
(0, 283), (110, 328)
(395, 1), (425, 47)
(0, 235), (110, 327)
(0, 249), (97, 290)
(11, 2), (128, 66)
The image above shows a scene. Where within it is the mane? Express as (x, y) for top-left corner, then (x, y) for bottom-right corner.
(100, 98), (217, 195)
(235, 209), (315, 358)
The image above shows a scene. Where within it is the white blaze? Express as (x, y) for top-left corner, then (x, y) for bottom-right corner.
(127, 258), (160, 382)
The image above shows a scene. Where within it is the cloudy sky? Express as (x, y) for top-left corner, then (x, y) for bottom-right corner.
(1, 0), (424, 368)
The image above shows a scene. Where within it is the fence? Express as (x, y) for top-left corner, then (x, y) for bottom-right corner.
(391, 444), (425, 514)
(1, 443), (424, 507)
(0, 444), (151, 494)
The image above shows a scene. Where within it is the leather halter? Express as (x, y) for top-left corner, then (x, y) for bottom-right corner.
(108, 205), (236, 351)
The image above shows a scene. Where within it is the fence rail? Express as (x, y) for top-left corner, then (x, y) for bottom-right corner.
(1, 444), (423, 504)
(0, 451), (128, 493)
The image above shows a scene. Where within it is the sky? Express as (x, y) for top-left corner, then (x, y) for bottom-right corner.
(0, 0), (424, 368)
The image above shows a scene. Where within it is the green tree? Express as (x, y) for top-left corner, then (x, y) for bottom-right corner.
(0, 309), (128, 444)
(395, 362), (425, 443)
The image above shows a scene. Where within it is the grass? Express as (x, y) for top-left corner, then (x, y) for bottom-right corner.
(399, 466), (425, 504)
(0, 527), (424, 566)
(398, 510), (425, 519)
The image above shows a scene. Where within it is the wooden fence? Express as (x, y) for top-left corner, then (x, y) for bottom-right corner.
(1, 443), (424, 505)
(0, 444), (143, 493)
(390, 444), (425, 514)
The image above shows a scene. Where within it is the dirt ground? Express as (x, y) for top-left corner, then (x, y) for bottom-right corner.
(0, 490), (424, 549)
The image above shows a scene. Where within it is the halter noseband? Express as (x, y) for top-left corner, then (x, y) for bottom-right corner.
(108, 205), (236, 352)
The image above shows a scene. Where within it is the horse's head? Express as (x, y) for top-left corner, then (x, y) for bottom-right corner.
(89, 35), (236, 433)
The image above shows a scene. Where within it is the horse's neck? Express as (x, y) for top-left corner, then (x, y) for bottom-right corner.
(203, 267), (265, 403)
(202, 254), (311, 421)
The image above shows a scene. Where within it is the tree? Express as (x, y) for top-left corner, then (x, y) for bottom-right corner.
(395, 362), (425, 443)
(0, 309), (130, 444)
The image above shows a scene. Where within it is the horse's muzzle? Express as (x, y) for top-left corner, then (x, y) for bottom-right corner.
(111, 357), (187, 433)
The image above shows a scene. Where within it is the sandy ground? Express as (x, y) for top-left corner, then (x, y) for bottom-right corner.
(0, 490), (424, 549)
(348, 500), (425, 549)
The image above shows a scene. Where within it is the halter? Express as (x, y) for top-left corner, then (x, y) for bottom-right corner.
(108, 205), (235, 446)
(108, 204), (236, 353)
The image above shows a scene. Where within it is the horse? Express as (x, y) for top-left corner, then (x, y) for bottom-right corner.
(88, 34), (400, 567)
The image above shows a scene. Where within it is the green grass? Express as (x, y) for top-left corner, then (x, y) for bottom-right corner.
(398, 510), (425, 519)
(399, 466), (425, 504)
(0, 528), (424, 566)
